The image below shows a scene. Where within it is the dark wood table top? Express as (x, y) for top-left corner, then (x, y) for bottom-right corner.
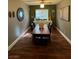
(33, 24), (50, 34)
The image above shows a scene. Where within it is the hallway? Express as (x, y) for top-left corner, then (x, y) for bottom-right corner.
(9, 28), (71, 59)
(8, 0), (71, 59)
(2, 0), (79, 59)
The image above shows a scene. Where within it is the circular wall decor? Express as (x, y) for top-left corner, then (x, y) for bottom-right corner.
(17, 8), (24, 21)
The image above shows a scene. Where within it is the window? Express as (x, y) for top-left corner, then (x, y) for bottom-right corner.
(35, 9), (48, 20)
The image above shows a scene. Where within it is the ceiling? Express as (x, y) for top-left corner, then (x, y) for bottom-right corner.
(22, 0), (63, 5)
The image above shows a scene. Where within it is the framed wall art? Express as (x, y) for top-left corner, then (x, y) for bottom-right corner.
(62, 6), (69, 21)
(12, 11), (15, 18)
(59, 6), (70, 22)
(8, 11), (11, 18)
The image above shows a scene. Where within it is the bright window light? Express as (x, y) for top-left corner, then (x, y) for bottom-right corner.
(36, 9), (48, 20)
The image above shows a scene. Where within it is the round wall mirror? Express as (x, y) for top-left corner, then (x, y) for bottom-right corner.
(17, 8), (24, 21)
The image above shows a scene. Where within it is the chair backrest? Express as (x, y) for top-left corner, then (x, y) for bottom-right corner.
(31, 22), (35, 29)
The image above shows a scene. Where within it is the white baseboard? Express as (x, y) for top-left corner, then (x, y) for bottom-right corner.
(56, 27), (71, 44)
(8, 27), (30, 51)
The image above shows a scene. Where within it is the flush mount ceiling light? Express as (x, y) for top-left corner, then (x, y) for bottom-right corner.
(40, 0), (44, 8)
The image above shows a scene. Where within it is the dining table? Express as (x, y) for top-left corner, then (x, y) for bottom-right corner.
(32, 24), (50, 45)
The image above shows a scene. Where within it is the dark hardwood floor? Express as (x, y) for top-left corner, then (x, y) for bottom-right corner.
(8, 28), (71, 59)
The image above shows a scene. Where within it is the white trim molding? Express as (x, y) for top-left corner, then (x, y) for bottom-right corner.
(8, 27), (30, 51)
(56, 27), (71, 44)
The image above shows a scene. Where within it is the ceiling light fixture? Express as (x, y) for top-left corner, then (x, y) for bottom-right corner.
(40, 0), (44, 8)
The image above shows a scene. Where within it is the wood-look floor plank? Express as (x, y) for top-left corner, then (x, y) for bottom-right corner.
(8, 28), (71, 59)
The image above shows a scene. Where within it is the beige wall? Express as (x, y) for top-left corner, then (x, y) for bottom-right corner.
(56, 0), (71, 39)
(8, 0), (29, 46)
